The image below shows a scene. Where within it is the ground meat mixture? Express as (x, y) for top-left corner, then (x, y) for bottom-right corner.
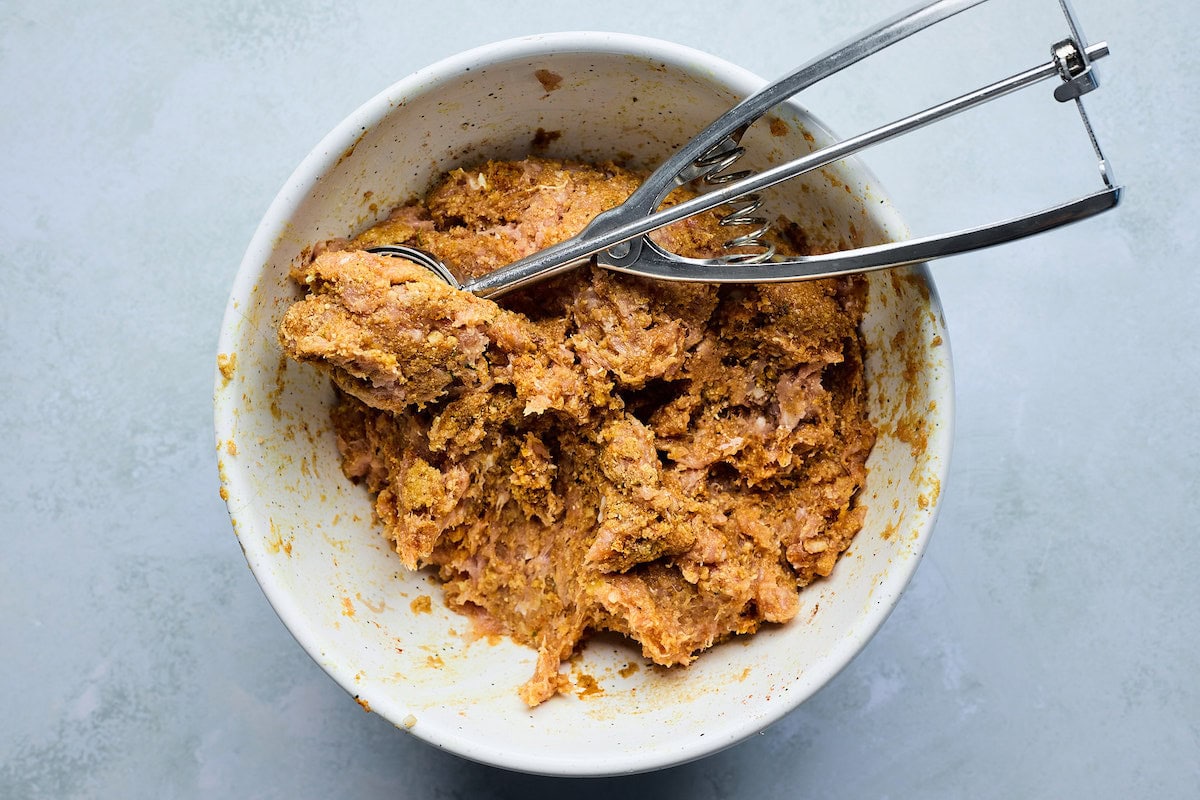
(278, 157), (875, 706)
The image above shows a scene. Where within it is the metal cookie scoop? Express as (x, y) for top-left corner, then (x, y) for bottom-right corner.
(372, 0), (1120, 299)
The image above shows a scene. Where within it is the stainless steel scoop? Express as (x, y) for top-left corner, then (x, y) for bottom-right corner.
(373, 0), (1120, 298)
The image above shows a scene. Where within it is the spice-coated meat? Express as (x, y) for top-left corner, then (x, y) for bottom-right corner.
(279, 157), (875, 706)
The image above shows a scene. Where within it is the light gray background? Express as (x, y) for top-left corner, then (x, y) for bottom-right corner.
(3, 0), (1196, 797)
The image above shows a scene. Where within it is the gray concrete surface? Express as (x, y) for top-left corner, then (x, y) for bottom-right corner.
(2, 0), (1196, 796)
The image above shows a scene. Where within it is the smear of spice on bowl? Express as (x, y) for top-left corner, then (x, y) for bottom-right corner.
(278, 157), (875, 706)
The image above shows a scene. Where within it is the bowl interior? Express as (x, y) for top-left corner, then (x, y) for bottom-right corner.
(215, 32), (952, 776)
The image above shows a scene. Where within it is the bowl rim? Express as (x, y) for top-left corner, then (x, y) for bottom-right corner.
(215, 29), (955, 776)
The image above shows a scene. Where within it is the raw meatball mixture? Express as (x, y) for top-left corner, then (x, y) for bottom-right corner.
(279, 157), (875, 706)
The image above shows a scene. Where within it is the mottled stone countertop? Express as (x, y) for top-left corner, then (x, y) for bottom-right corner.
(3, 0), (1196, 797)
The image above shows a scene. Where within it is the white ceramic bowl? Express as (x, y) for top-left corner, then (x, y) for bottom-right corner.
(215, 32), (953, 776)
